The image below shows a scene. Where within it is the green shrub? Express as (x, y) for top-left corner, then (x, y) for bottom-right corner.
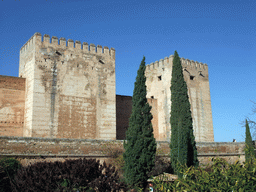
(101, 141), (125, 174)
(153, 157), (256, 191)
(11, 158), (128, 192)
(149, 156), (173, 177)
(0, 157), (21, 192)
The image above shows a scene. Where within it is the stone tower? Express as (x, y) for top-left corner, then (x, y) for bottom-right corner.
(19, 33), (116, 139)
(145, 55), (214, 142)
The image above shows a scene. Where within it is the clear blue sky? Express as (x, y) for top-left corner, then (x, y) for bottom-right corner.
(1, 0), (255, 142)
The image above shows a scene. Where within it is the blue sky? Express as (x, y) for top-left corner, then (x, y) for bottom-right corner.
(1, 0), (255, 142)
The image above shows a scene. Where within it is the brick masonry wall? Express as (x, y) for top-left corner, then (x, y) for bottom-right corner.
(116, 95), (132, 140)
(0, 136), (248, 167)
(116, 95), (158, 140)
(0, 76), (25, 137)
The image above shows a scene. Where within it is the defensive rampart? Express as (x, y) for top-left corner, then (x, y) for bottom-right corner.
(0, 136), (246, 167)
(1, 32), (214, 143)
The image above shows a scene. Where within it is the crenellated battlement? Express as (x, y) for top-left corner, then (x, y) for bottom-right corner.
(146, 55), (208, 72)
(180, 57), (207, 70)
(20, 32), (115, 57)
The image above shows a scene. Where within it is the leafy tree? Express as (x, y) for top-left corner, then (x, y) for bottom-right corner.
(170, 51), (198, 176)
(240, 100), (256, 140)
(245, 119), (255, 163)
(123, 56), (157, 190)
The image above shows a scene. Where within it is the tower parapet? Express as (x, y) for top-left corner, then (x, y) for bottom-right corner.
(146, 55), (208, 73)
(20, 32), (115, 57)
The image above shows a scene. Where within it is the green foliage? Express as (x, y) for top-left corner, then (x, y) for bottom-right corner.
(152, 157), (256, 191)
(101, 141), (125, 174)
(245, 119), (256, 163)
(11, 158), (128, 192)
(123, 56), (157, 189)
(149, 156), (173, 177)
(152, 174), (173, 192)
(170, 50), (198, 176)
(0, 157), (21, 192)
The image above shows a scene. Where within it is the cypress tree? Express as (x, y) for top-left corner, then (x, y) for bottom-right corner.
(245, 119), (255, 163)
(170, 51), (198, 175)
(123, 56), (156, 189)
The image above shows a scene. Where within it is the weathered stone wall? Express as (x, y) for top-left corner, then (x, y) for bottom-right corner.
(0, 76), (25, 137)
(196, 142), (246, 165)
(0, 136), (247, 166)
(182, 58), (214, 142)
(148, 97), (158, 140)
(145, 55), (214, 142)
(116, 95), (158, 140)
(19, 33), (116, 140)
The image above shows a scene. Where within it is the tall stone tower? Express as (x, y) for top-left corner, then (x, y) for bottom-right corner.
(145, 55), (214, 142)
(19, 33), (116, 140)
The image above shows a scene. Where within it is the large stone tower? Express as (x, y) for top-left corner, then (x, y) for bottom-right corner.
(19, 33), (116, 139)
(145, 55), (214, 142)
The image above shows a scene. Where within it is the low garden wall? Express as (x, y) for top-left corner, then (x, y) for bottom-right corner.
(0, 136), (247, 166)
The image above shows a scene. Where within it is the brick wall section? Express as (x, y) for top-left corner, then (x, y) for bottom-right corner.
(0, 76), (25, 137)
(116, 95), (132, 140)
(0, 75), (26, 90)
(156, 142), (246, 164)
(0, 136), (248, 166)
(196, 142), (246, 164)
(116, 95), (158, 140)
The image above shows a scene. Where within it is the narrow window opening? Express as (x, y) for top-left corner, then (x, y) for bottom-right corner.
(151, 96), (154, 99)
(190, 76), (195, 80)
(56, 51), (61, 55)
(99, 59), (104, 64)
(158, 75), (162, 81)
(199, 71), (204, 77)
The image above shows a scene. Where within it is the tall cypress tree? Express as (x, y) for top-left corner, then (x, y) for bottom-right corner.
(170, 51), (198, 175)
(123, 56), (156, 189)
(245, 119), (255, 163)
